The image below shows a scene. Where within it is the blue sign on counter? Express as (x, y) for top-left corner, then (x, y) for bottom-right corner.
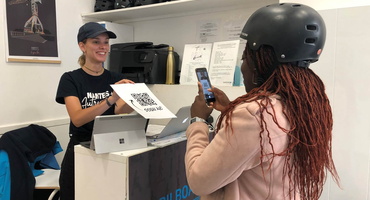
(129, 141), (199, 200)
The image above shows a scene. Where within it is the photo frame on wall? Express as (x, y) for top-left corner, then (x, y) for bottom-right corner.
(4, 0), (61, 64)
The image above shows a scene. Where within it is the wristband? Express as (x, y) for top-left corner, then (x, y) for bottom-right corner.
(190, 117), (215, 133)
(105, 98), (113, 107)
(190, 117), (207, 124)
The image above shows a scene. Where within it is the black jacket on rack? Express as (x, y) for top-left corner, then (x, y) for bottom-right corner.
(0, 124), (56, 200)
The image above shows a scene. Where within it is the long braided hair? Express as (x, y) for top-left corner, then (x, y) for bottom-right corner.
(216, 44), (340, 200)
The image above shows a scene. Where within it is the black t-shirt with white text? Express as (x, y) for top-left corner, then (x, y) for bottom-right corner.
(56, 68), (126, 142)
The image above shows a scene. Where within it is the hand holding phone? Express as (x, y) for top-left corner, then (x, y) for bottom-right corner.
(195, 68), (215, 105)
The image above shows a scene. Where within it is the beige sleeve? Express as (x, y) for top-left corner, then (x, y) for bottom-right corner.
(185, 103), (262, 196)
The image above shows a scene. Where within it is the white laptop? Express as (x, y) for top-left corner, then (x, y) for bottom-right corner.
(89, 114), (148, 154)
(146, 106), (191, 139)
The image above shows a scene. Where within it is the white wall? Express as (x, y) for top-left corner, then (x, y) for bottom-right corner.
(322, 6), (370, 200)
(127, 0), (274, 61)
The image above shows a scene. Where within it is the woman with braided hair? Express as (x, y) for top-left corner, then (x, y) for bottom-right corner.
(185, 3), (340, 200)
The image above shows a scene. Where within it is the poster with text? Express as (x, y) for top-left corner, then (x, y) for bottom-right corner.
(209, 40), (240, 86)
(179, 43), (213, 85)
(5, 0), (60, 63)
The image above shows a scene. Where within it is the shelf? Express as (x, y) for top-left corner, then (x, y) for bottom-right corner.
(81, 0), (256, 24)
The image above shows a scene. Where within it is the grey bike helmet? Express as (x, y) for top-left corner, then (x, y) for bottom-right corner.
(240, 3), (326, 67)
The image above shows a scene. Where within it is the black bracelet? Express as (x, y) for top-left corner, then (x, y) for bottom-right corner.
(105, 98), (113, 107)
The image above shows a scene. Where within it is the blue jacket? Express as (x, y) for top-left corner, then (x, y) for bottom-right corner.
(0, 124), (58, 200)
(0, 151), (10, 200)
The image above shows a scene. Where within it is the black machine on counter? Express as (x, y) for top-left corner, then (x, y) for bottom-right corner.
(109, 42), (180, 84)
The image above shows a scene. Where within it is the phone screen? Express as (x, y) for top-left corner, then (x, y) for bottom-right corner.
(195, 68), (216, 104)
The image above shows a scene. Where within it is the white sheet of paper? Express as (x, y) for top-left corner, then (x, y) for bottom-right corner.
(111, 83), (176, 119)
(209, 40), (240, 86)
(196, 20), (221, 43)
(179, 43), (213, 85)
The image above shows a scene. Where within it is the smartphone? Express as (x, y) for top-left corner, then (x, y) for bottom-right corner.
(195, 68), (216, 104)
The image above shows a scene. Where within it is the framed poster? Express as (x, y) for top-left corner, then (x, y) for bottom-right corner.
(4, 0), (60, 63)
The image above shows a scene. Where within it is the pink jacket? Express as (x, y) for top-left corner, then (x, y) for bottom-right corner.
(185, 96), (300, 200)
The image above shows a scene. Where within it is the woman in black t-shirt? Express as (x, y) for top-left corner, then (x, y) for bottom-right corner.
(55, 22), (134, 200)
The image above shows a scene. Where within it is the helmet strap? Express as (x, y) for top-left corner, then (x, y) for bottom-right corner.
(250, 49), (279, 86)
(252, 68), (264, 86)
(296, 60), (311, 68)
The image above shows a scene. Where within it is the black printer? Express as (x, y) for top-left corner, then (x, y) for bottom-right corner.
(109, 42), (180, 84)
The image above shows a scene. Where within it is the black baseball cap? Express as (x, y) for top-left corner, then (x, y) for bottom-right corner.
(77, 22), (117, 43)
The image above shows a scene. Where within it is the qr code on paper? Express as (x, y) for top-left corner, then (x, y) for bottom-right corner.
(131, 93), (157, 106)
